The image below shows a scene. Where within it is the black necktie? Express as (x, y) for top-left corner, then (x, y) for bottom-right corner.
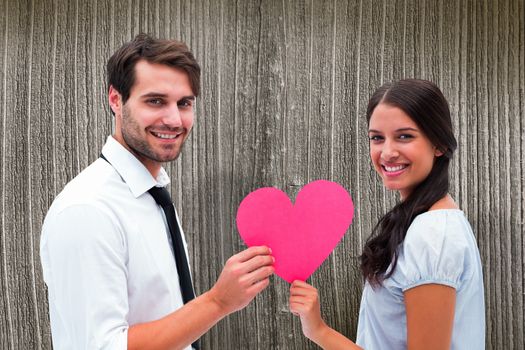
(100, 154), (199, 349)
(148, 186), (196, 303)
(148, 186), (200, 350)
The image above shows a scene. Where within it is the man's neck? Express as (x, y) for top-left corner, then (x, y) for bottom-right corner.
(112, 134), (161, 179)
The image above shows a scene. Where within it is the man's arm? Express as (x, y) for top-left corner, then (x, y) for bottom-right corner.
(42, 204), (274, 350)
(41, 205), (130, 349)
(128, 246), (274, 350)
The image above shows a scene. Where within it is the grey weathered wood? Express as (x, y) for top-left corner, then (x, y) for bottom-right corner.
(1, 1), (11, 349)
(0, 0), (524, 349)
(28, 0), (55, 347)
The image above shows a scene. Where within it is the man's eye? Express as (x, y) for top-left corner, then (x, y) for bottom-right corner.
(178, 99), (193, 108)
(147, 99), (163, 105)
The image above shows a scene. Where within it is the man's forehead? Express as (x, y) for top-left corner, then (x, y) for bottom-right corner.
(131, 60), (194, 96)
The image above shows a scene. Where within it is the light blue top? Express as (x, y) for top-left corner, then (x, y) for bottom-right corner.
(356, 209), (485, 349)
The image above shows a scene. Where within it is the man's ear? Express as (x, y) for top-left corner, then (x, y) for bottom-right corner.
(108, 85), (122, 116)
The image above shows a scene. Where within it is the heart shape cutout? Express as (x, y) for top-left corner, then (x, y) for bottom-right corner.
(236, 180), (354, 283)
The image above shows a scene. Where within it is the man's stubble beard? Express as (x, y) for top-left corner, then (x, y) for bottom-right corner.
(121, 105), (183, 164)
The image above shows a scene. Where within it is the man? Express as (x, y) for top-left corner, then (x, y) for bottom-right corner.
(40, 34), (274, 349)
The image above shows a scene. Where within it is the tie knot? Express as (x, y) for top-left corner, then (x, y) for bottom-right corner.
(148, 186), (173, 208)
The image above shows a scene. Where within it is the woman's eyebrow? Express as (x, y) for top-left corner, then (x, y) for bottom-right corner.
(395, 127), (419, 132)
(368, 127), (420, 133)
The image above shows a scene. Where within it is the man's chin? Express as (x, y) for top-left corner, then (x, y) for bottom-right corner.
(131, 147), (182, 165)
(147, 143), (183, 162)
(150, 151), (182, 163)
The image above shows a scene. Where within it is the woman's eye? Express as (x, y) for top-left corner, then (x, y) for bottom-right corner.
(369, 135), (383, 141)
(399, 134), (413, 140)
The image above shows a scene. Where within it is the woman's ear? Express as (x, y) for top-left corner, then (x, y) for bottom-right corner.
(434, 147), (445, 157)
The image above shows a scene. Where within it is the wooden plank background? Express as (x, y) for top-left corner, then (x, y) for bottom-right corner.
(0, 0), (523, 348)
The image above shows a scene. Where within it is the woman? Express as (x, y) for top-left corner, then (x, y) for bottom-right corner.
(289, 79), (485, 349)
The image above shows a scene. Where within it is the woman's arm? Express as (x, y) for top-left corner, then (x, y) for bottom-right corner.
(289, 281), (363, 350)
(404, 284), (456, 350)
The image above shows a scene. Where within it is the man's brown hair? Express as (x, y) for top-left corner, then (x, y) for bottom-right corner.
(107, 33), (200, 105)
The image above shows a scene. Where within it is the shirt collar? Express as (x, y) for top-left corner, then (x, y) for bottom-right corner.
(101, 136), (171, 198)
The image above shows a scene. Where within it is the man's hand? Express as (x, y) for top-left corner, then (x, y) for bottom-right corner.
(208, 246), (274, 315)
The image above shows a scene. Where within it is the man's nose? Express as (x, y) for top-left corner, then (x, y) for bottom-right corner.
(163, 105), (183, 127)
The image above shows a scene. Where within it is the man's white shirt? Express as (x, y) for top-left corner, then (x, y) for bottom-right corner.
(40, 136), (193, 350)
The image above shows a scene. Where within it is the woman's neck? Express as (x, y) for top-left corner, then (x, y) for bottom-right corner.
(428, 194), (459, 211)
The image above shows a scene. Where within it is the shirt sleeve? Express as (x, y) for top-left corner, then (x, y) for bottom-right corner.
(399, 213), (469, 292)
(41, 204), (129, 350)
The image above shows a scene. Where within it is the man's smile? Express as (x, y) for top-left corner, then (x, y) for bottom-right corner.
(150, 131), (182, 139)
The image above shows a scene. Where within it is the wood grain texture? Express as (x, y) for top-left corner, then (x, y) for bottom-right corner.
(0, 0), (523, 348)
(0, 0), (11, 348)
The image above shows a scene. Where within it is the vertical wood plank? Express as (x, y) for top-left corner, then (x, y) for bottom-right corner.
(518, 1), (525, 347)
(507, 0), (524, 346)
(331, 0), (365, 341)
(52, 0), (79, 190)
(195, 0), (234, 348)
(3, 0), (41, 348)
(463, 0), (478, 250)
(29, 0), (57, 347)
(112, 0), (132, 52)
(183, 0), (224, 348)
(403, 0), (421, 77)
(76, 0), (97, 168)
(0, 0), (14, 348)
(441, 0), (461, 206)
(472, 0), (493, 345)
(306, 0), (335, 183)
(352, 0), (389, 287)
(248, 0), (288, 348)
(317, 0), (348, 342)
(93, 0), (113, 153)
(216, 0), (262, 347)
(495, 1), (518, 347)
(173, 3), (199, 330)
(488, 0), (504, 345)
(281, 0), (314, 346)
(165, 0), (182, 40)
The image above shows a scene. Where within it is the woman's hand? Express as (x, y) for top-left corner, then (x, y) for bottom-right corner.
(289, 280), (327, 341)
(289, 281), (363, 350)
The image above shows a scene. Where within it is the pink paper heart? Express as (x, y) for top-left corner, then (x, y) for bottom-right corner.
(236, 180), (354, 283)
